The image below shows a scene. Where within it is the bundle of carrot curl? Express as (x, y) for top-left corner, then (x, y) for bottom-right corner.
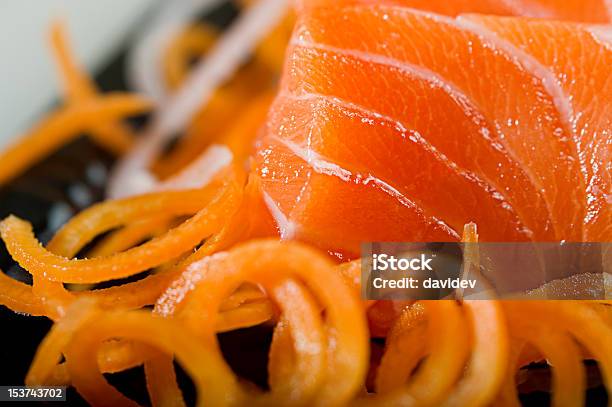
(0, 7), (610, 407)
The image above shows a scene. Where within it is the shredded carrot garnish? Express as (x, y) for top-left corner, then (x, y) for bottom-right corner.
(87, 216), (176, 258)
(0, 270), (45, 316)
(147, 239), (368, 406)
(154, 20), (278, 179)
(254, 11), (296, 73)
(163, 24), (218, 91)
(0, 182), (239, 285)
(50, 22), (137, 154)
(153, 60), (273, 178)
(0, 95), (149, 186)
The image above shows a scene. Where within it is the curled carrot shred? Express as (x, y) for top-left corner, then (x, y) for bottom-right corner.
(0, 270), (45, 316)
(503, 304), (586, 406)
(154, 19), (277, 179)
(0, 179), (240, 285)
(26, 298), (101, 386)
(87, 216), (175, 258)
(47, 186), (226, 257)
(66, 307), (242, 407)
(4, 223), (611, 406)
(0, 170), (243, 321)
(147, 239), (369, 406)
(153, 59), (273, 179)
(375, 302), (426, 393)
(163, 24), (218, 91)
(50, 21), (136, 154)
(254, 12), (296, 72)
(0, 94), (150, 186)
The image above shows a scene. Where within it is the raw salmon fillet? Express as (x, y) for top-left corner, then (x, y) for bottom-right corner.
(459, 15), (612, 241)
(253, 6), (611, 257)
(297, 0), (612, 23)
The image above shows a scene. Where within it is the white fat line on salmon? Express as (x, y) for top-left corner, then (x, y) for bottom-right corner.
(272, 135), (460, 239)
(262, 190), (297, 240)
(291, 36), (499, 149)
(366, 1), (556, 21)
(295, 8), (572, 131)
(286, 41), (555, 231)
(588, 25), (612, 51)
(280, 92), (525, 224)
(367, 6), (575, 130)
(273, 135), (352, 182)
(290, 39), (541, 135)
(458, 15), (596, 239)
(292, 16), (561, 236)
(284, 91), (500, 188)
(455, 16), (575, 145)
(486, 0), (556, 19)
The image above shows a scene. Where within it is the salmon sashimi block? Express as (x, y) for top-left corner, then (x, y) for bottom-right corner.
(457, 15), (611, 241)
(296, 0), (612, 23)
(253, 7), (610, 257)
